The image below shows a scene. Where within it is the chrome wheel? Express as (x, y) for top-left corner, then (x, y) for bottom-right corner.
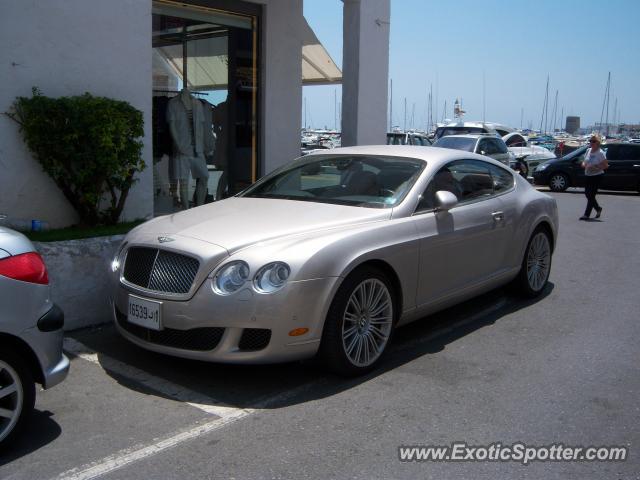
(549, 173), (568, 191)
(342, 278), (393, 367)
(0, 360), (24, 444)
(526, 232), (551, 292)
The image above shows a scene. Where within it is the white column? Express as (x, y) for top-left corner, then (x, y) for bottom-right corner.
(341, 0), (390, 147)
(261, 0), (303, 174)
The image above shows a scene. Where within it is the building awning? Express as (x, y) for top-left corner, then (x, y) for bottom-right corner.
(153, 16), (341, 90)
(302, 17), (342, 85)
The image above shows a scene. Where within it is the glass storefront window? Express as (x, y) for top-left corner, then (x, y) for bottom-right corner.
(152, 1), (259, 214)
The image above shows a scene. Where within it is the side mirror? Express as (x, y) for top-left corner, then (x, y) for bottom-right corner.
(434, 190), (458, 212)
(480, 150), (487, 156)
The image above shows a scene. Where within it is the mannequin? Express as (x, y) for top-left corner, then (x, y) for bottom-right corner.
(166, 88), (210, 209)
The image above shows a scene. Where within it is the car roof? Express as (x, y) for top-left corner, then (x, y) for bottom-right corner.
(435, 134), (497, 140)
(502, 132), (527, 140)
(309, 145), (507, 170)
(439, 121), (514, 131)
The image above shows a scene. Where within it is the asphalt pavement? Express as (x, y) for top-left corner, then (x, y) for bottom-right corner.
(1, 188), (639, 480)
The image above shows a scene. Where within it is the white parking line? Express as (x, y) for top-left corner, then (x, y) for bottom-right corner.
(63, 337), (249, 417)
(56, 338), (324, 480)
(52, 414), (250, 480)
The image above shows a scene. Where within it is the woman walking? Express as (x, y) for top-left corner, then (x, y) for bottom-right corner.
(580, 135), (608, 220)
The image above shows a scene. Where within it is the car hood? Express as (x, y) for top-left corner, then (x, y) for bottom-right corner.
(134, 197), (391, 253)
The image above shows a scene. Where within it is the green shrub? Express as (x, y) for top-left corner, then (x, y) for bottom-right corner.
(7, 88), (145, 226)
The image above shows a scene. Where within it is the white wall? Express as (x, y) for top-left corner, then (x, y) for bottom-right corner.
(260, 0), (303, 174)
(341, 0), (390, 146)
(0, 0), (153, 228)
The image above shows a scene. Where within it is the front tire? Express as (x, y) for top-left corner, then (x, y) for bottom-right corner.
(549, 172), (569, 192)
(514, 229), (552, 298)
(318, 266), (396, 376)
(0, 349), (35, 449)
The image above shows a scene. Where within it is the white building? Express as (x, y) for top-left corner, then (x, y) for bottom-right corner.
(0, 0), (390, 228)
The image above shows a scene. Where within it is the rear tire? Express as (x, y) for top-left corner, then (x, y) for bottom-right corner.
(514, 228), (552, 298)
(549, 173), (569, 192)
(318, 266), (396, 376)
(0, 349), (35, 449)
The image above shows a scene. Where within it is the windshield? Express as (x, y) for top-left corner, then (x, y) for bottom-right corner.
(433, 136), (477, 152)
(241, 155), (426, 208)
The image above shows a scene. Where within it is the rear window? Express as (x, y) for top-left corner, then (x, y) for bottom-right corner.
(505, 134), (527, 147)
(434, 136), (476, 152)
(435, 126), (485, 139)
(386, 134), (406, 145)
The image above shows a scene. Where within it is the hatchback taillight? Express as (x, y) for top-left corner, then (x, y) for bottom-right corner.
(0, 252), (49, 285)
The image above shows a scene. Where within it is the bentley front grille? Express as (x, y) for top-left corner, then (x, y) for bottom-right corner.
(123, 247), (200, 294)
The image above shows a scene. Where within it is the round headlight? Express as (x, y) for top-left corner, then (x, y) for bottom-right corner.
(111, 258), (121, 273)
(111, 242), (128, 273)
(254, 262), (290, 294)
(212, 261), (250, 295)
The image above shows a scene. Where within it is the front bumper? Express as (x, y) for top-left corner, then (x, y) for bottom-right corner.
(113, 276), (341, 364)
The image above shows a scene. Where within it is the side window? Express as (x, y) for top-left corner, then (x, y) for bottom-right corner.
(416, 160), (493, 212)
(617, 145), (640, 160)
(493, 139), (508, 154)
(488, 164), (514, 193)
(483, 140), (498, 155)
(453, 160), (494, 201)
(477, 139), (489, 155)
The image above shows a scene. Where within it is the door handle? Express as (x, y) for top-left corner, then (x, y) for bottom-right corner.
(492, 211), (504, 222)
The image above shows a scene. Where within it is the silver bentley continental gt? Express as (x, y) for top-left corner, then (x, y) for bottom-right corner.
(110, 146), (558, 375)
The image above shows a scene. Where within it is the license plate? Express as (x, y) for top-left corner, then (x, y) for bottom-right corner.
(127, 295), (162, 331)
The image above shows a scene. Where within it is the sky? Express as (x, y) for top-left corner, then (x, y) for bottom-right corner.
(302, 0), (640, 131)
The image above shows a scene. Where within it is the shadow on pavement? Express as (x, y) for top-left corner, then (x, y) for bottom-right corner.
(67, 282), (554, 412)
(0, 410), (62, 465)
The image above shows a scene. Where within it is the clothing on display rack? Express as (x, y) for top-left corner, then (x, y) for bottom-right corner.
(166, 89), (211, 208)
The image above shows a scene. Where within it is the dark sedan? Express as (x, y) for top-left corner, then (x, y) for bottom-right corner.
(533, 143), (640, 192)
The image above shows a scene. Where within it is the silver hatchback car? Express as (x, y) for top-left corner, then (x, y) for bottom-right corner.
(0, 227), (69, 448)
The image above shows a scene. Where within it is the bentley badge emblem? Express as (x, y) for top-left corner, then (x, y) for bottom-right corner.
(158, 236), (175, 243)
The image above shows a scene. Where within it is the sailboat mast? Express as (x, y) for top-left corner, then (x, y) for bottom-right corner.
(404, 97), (407, 132)
(551, 90), (558, 132)
(411, 103), (415, 130)
(540, 75), (549, 133)
(482, 71), (486, 124)
(544, 77), (550, 134)
(605, 73), (611, 136)
(599, 72), (611, 134)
